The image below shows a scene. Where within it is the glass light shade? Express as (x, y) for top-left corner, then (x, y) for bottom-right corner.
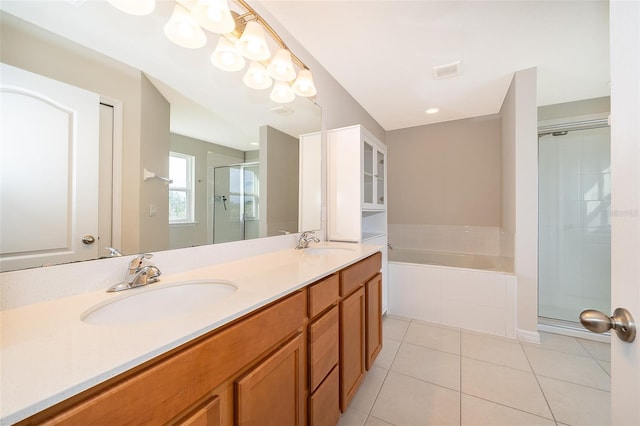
(243, 61), (272, 90)
(107, 0), (155, 15)
(267, 49), (296, 82)
(192, 0), (235, 34)
(235, 21), (271, 61)
(164, 4), (207, 49)
(270, 81), (295, 103)
(211, 37), (245, 71)
(292, 69), (317, 97)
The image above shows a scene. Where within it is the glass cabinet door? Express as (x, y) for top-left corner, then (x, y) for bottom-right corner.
(363, 141), (374, 205)
(375, 150), (385, 207)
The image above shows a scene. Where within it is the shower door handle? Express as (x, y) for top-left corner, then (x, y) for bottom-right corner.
(580, 308), (636, 342)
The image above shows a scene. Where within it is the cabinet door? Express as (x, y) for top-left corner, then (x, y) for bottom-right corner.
(339, 286), (365, 412)
(236, 333), (306, 426)
(309, 366), (340, 426)
(374, 148), (385, 208)
(362, 139), (375, 208)
(173, 396), (221, 426)
(365, 273), (383, 370)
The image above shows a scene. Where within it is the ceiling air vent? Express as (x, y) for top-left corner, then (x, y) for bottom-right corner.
(270, 105), (294, 116)
(432, 61), (461, 79)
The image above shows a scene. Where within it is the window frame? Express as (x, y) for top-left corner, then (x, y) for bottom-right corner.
(169, 151), (195, 224)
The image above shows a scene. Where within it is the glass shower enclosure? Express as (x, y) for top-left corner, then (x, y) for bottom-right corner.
(212, 163), (260, 244)
(538, 125), (611, 326)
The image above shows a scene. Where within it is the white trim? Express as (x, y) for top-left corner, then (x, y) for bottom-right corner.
(537, 323), (611, 343)
(100, 95), (123, 250)
(516, 329), (540, 344)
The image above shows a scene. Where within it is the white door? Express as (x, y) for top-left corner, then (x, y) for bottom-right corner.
(0, 63), (100, 271)
(609, 2), (639, 424)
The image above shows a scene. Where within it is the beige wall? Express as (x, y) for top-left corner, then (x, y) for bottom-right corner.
(538, 96), (610, 121)
(168, 133), (245, 249)
(260, 126), (300, 236)
(386, 115), (502, 226)
(139, 74), (170, 253)
(504, 68), (538, 339)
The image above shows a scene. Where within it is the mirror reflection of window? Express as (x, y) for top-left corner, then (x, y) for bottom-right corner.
(169, 152), (195, 223)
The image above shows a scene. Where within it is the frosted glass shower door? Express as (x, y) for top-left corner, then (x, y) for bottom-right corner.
(538, 127), (611, 323)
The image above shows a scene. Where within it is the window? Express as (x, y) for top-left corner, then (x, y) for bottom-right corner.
(169, 152), (195, 223)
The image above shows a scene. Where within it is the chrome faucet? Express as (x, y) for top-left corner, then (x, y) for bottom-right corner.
(295, 231), (320, 249)
(107, 253), (161, 292)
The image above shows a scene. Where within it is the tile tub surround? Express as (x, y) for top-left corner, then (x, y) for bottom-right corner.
(0, 242), (381, 425)
(388, 224), (502, 257)
(388, 261), (516, 338)
(338, 316), (611, 426)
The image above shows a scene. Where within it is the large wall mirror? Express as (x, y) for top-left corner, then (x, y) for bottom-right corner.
(0, 1), (322, 272)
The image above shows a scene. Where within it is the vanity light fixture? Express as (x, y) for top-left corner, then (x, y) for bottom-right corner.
(191, 0), (236, 34)
(107, 0), (156, 16)
(235, 21), (271, 61)
(270, 80), (295, 103)
(425, 107), (440, 114)
(292, 69), (317, 97)
(164, 3), (207, 49)
(267, 48), (296, 82)
(109, 0), (318, 102)
(243, 61), (272, 89)
(211, 36), (246, 71)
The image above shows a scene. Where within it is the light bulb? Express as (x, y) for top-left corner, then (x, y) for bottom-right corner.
(164, 4), (206, 49)
(267, 49), (296, 82)
(270, 80), (295, 103)
(292, 69), (317, 97)
(211, 37), (245, 72)
(236, 21), (270, 61)
(192, 0), (235, 34)
(243, 61), (272, 90)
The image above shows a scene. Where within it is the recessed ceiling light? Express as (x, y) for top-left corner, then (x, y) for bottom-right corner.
(425, 108), (440, 114)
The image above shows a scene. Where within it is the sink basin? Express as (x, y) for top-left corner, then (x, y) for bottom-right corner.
(303, 247), (355, 256)
(81, 280), (237, 326)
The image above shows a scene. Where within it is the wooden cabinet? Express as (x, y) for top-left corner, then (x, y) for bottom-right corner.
(339, 286), (366, 412)
(24, 291), (306, 426)
(236, 333), (306, 426)
(365, 273), (383, 370)
(339, 253), (382, 412)
(307, 274), (340, 426)
(172, 396), (221, 426)
(21, 255), (383, 426)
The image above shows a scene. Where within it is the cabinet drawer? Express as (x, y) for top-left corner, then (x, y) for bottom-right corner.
(309, 366), (340, 426)
(340, 252), (381, 296)
(309, 305), (339, 392)
(308, 274), (339, 318)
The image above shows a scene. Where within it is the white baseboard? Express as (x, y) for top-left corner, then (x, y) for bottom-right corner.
(517, 329), (541, 344)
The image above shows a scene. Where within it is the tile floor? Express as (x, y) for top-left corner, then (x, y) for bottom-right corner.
(338, 315), (611, 426)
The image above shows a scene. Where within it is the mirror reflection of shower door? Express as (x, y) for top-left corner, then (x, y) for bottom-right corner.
(538, 126), (611, 324)
(213, 164), (260, 244)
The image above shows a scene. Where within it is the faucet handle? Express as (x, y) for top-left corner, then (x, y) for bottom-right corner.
(128, 253), (153, 271)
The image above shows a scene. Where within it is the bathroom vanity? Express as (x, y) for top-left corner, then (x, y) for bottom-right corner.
(0, 244), (382, 426)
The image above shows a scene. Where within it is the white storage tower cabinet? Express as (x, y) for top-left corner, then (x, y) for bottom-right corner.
(327, 124), (388, 312)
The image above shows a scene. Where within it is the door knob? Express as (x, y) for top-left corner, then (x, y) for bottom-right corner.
(580, 308), (636, 342)
(81, 235), (96, 245)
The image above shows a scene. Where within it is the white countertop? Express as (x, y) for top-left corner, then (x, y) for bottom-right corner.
(0, 242), (381, 425)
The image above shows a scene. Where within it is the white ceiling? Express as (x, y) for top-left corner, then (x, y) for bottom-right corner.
(2, 0), (610, 139)
(259, 0), (610, 130)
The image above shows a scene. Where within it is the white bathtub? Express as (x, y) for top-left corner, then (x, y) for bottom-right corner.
(388, 249), (517, 338)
